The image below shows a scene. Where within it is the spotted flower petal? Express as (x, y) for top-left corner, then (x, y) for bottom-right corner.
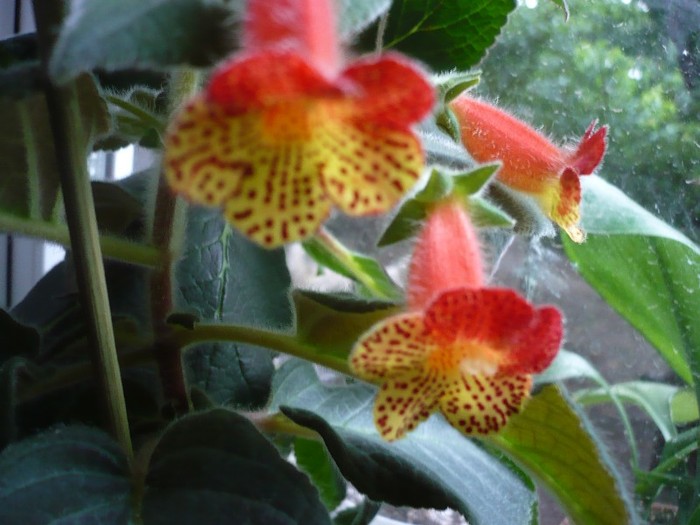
(439, 373), (532, 435)
(350, 313), (434, 382)
(374, 371), (442, 441)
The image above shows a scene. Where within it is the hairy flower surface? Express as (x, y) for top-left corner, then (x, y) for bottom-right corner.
(350, 202), (562, 440)
(449, 95), (607, 243)
(164, 0), (434, 248)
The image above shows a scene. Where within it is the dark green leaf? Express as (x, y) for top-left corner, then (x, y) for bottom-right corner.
(92, 180), (144, 234)
(337, 0), (391, 39)
(491, 386), (636, 525)
(272, 361), (535, 525)
(0, 358), (33, 449)
(0, 310), (40, 361)
(0, 62), (42, 99)
(50, 0), (238, 82)
(175, 207), (293, 408)
(0, 74), (110, 220)
(0, 425), (132, 523)
(142, 408), (330, 525)
(563, 176), (700, 385)
(361, 0), (516, 71)
(294, 437), (347, 510)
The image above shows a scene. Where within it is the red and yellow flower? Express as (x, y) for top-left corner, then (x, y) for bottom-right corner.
(350, 201), (563, 440)
(449, 95), (607, 243)
(163, 0), (434, 248)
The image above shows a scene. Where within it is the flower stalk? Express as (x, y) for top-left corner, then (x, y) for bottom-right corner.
(32, 0), (132, 459)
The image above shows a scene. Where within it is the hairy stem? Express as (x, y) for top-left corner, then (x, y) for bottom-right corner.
(174, 323), (352, 375)
(149, 69), (200, 414)
(32, 0), (132, 459)
(0, 212), (160, 267)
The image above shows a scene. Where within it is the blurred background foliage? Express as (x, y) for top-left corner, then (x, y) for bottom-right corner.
(478, 0), (699, 242)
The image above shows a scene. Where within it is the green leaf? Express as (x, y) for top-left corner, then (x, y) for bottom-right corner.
(491, 385), (636, 525)
(142, 408), (331, 524)
(563, 176), (700, 385)
(378, 167), (511, 247)
(363, 0), (516, 72)
(0, 74), (110, 220)
(271, 360), (535, 525)
(337, 0), (392, 39)
(92, 181), (144, 234)
(302, 231), (402, 301)
(434, 70), (481, 104)
(575, 381), (681, 441)
(50, 0), (237, 82)
(175, 207), (293, 408)
(452, 164), (500, 196)
(293, 290), (400, 364)
(294, 437), (347, 510)
(0, 358), (33, 449)
(377, 170), (452, 246)
(636, 426), (698, 502)
(0, 425), (132, 523)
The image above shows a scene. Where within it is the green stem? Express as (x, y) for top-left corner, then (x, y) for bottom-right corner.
(0, 212), (161, 267)
(32, 0), (132, 459)
(174, 323), (352, 375)
(18, 323), (352, 404)
(148, 69), (200, 414)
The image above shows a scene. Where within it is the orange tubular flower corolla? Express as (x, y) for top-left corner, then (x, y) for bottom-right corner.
(449, 95), (607, 243)
(163, 0), (434, 248)
(350, 201), (563, 441)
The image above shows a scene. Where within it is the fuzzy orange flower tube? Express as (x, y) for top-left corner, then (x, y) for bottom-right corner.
(163, 0), (434, 248)
(449, 95), (607, 243)
(350, 201), (563, 440)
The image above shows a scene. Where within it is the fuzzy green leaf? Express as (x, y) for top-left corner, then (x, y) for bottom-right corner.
(564, 176), (700, 385)
(362, 0), (516, 71)
(491, 386), (636, 525)
(0, 425), (132, 523)
(50, 0), (237, 82)
(175, 207), (293, 408)
(271, 360), (536, 525)
(142, 408), (330, 524)
(0, 74), (110, 220)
